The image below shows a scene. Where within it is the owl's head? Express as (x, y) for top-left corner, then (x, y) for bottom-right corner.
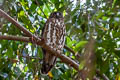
(49, 12), (63, 18)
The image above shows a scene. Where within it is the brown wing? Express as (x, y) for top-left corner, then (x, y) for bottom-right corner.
(41, 18), (65, 74)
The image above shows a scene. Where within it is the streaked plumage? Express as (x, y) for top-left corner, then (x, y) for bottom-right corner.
(41, 12), (66, 74)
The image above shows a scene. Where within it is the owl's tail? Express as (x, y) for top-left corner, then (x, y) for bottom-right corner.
(41, 61), (53, 74)
(41, 52), (56, 74)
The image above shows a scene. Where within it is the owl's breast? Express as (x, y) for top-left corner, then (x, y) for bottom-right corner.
(43, 18), (65, 51)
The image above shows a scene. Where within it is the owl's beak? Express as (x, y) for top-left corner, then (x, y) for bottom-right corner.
(56, 13), (59, 16)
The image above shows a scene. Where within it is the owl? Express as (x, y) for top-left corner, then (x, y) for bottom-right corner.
(41, 12), (66, 74)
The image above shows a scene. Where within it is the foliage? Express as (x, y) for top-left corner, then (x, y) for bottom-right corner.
(0, 0), (120, 79)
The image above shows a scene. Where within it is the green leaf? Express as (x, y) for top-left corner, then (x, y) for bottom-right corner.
(66, 37), (77, 48)
(29, 3), (37, 12)
(24, 66), (28, 72)
(19, 11), (24, 16)
(74, 41), (88, 51)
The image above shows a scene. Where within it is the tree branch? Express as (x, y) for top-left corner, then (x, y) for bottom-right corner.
(0, 35), (78, 57)
(0, 9), (79, 71)
(0, 35), (30, 42)
(0, 9), (109, 80)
